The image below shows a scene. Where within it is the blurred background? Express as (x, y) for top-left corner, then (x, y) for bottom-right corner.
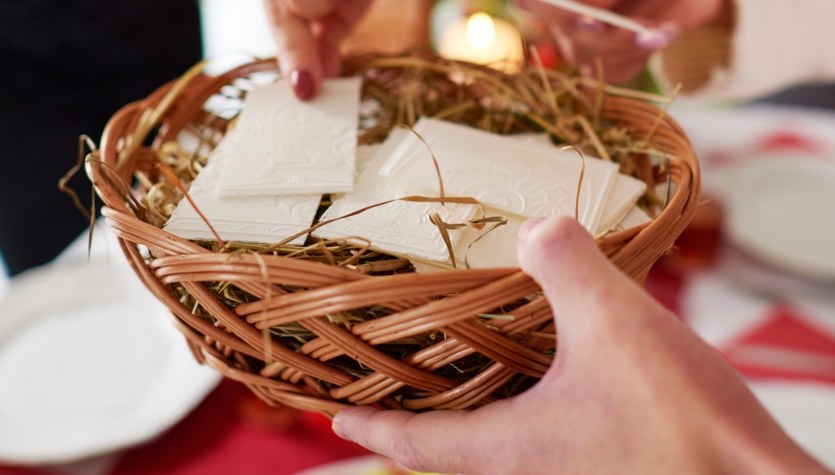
(1, 1), (834, 474)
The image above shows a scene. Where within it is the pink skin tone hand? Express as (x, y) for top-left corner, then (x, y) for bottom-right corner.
(262, 0), (371, 100)
(259, 4), (826, 469)
(516, 0), (733, 82)
(332, 216), (831, 475)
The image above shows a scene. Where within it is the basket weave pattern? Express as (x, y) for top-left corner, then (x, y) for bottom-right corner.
(88, 57), (700, 416)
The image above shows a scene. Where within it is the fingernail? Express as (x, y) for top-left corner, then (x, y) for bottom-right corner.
(290, 69), (315, 101)
(518, 217), (547, 243)
(635, 29), (669, 50)
(331, 414), (353, 441)
(576, 15), (604, 32)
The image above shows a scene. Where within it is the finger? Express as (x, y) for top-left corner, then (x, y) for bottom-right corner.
(515, 0), (647, 74)
(515, 0), (574, 23)
(618, 1), (707, 31)
(577, 44), (653, 82)
(316, 27), (344, 78)
(515, 0), (619, 20)
(545, 22), (578, 66)
(312, 0), (373, 77)
(311, 15), (353, 77)
(579, 48), (650, 82)
(516, 217), (656, 338)
(517, 0), (674, 77)
(569, 20), (655, 81)
(284, 0), (336, 20)
(263, 0), (322, 100)
(332, 406), (493, 474)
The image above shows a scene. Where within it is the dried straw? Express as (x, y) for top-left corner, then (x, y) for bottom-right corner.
(81, 54), (700, 414)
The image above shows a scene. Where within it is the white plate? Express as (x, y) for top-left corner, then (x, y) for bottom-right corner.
(0, 260), (220, 464)
(722, 158), (835, 281)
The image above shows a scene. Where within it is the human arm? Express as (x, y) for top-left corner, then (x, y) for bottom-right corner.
(262, 0), (371, 100)
(332, 216), (832, 475)
(518, 0), (835, 100)
(655, 0), (835, 100)
(514, 0), (732, 84)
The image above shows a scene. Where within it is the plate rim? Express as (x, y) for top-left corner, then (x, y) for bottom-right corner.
(723, 158), (835, 281)
(0, 260), (220, 465)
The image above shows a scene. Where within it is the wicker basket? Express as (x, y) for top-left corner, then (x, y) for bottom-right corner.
(87, 55), (700, 416)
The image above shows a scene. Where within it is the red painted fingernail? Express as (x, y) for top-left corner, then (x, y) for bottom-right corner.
(290, 69), (314, 101)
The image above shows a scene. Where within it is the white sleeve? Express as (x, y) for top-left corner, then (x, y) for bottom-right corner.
(651, 0), (835, 101)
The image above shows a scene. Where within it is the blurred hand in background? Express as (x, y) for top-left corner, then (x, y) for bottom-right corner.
(262, 0), (371, 100)
(515, 0), (733, 82)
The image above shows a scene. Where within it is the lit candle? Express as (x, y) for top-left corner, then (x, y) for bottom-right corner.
(438, 12), (523, 71)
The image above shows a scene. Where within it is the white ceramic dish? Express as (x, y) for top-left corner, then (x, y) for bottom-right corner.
(721, 158), (835, 281)
(0, 260), (220, 464)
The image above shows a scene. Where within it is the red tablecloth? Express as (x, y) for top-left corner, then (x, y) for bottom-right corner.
(0, 379), (369, 475)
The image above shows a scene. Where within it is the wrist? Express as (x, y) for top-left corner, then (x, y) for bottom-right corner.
(706, 404), (831, 474)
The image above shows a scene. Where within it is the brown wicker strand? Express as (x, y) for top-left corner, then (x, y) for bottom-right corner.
(87, 55), (701, 415)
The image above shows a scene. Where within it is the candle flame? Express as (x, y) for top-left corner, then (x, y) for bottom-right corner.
(466, 12), (496, 50)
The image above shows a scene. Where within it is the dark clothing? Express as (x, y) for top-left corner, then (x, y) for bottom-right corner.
(0, 0), (201, 275)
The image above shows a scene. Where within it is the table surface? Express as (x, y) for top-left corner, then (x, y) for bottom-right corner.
(2, 103), (835, 474)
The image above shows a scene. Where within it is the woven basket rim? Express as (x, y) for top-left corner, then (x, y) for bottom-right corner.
(86, 54), (701, 415)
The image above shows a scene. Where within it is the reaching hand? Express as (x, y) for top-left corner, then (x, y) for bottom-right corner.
(515, 0), (733, 83)
(263, 0), (371, 100)
(332, 216), (829, 475)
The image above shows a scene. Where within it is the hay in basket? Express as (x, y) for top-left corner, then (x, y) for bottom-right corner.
(84, 54), (700, 416)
